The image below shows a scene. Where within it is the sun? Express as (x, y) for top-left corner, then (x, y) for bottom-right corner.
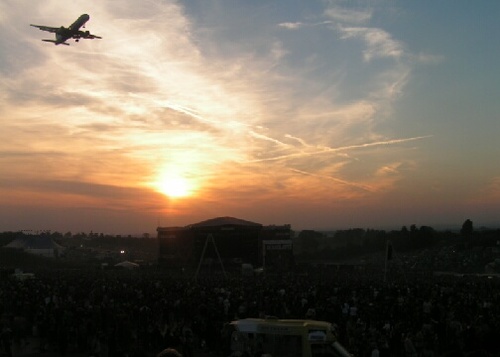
(156, 175), (193, 199)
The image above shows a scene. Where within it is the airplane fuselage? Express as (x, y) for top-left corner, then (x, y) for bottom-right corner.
(55, 14), (89, 43)
(68, 14), (90, 31)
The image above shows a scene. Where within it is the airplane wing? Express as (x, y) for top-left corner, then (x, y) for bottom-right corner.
(74, 30), (102, 40)
(30, 25), (60, 33)
(42, 39), (70, 46)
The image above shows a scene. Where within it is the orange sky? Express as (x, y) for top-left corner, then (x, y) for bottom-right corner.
(1, 0), (500, 234)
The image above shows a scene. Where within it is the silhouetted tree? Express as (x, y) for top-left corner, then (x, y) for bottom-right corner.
(418, 225), (435, 247)
(461, 219), (474, 235)
(51, 231), (63, 238)
(296, 230), (323, 256)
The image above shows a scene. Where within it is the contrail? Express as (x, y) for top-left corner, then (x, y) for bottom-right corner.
(246, 135), (432, 163)
(162, 102), (220, 126)
(249, 130), (291, 148)
(290, 168), (374, 192)
(284, 134), (310, 147)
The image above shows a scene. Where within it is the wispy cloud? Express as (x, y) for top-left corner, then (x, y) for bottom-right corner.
(278, 22), (304, 30)
(415, 52), (445, 65)
(339, 26), (405, 61)
(0, 0), (435, 230)
(324, 6), (372, 25)
(278, 21), (333, 30)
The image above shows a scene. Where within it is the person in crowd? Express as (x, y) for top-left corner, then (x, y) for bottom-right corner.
(1, 265), (499, 356)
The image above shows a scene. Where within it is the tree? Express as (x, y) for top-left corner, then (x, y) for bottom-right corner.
(461, 219), (473, 235)
(410, 224), (417, 233)
(296, 230), (323, 256)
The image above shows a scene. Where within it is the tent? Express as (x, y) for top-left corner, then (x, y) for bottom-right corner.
(115, 260), (139, 269)
(5, 235), (64, 258)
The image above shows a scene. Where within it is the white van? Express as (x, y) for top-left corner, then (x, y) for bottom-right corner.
(229, 318), (352, 357)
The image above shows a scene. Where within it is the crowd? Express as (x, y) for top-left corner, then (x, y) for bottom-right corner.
(0, 266), (499, 357)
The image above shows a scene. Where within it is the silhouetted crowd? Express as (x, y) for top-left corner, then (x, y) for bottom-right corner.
(0, 266), (499, 357)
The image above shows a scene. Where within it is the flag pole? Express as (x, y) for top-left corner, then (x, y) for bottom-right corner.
(384, 240), (392, 283)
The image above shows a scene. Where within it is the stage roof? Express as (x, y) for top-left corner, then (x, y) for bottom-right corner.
(188, 216), (262, 228)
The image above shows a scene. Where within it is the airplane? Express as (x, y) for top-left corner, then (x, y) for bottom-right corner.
(30, 14), (102, 45)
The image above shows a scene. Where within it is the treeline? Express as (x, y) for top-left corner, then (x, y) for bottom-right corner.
(294, 220), (500, 260)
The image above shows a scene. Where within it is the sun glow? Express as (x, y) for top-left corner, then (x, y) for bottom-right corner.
(155, 174), (194, 199)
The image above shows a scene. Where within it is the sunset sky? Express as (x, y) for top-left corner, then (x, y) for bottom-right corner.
(1, 0), (499, 234)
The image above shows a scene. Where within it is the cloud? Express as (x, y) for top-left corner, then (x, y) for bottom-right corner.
(339, 26), (404, 61)
(0, 0), (432, 230)
(278, 21), (335, 31)
(415, 52), (445, 65)
(278, 22), (304, 30)
(324, 6), (372, 24)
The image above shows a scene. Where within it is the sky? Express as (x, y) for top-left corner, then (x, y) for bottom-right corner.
(1, 0), (499, 235)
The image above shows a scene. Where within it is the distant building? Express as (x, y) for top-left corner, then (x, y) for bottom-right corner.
(157, 217), (294, 271)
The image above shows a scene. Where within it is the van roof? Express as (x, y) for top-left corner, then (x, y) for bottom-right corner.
(230, 318), (333, 333)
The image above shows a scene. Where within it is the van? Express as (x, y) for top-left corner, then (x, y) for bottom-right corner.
(228, 317), (352, 357)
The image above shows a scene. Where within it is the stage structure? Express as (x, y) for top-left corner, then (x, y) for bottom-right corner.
(194, 233), (227, 280)
(262, 240), (294, 271)
(157, 217), (294, 272)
